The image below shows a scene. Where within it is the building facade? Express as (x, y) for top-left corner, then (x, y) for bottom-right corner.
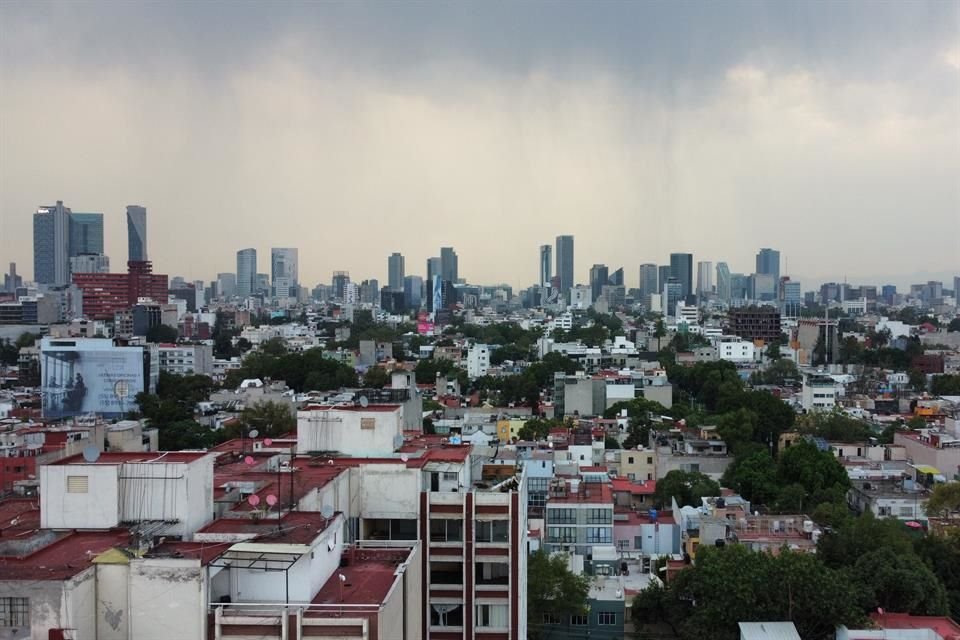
(126, 205), (148, 261)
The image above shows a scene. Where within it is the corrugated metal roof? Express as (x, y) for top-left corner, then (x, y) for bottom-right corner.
(738, 622), (802, 640)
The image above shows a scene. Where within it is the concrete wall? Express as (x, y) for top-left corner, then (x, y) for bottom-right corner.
(0, 567), (97, 640)
(128, 558), (206, 640)
(360, 464), (420, 520)
(41, 463), (120, 529)
(95, 562), (129, 640)
(118, 458), (213, 537)
(298, 407), (403, 456)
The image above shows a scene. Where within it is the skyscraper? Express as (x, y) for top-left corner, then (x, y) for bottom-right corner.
(236, 248), (257, 298)
(639, 264), (658, 301)
(440, 247), (458, 283)
(658, 265), (671, 293)
(126, 205), (148, 261)
(33, 200), (71, 286)
(539, 245), (553, 287)
(669, 253), (693, 300)
(756, 248), (780, 284)
(69, 213), (104, 257)
(608, 267), (624, 287)
(271, 248), (299, 298)
(696, 261), (713, 300)
(589, 264), (609, 303)
(555, 235), (574, 296)
(403, 275), (423, 309)
(388, 253), (405, 291)
(217, 273), (237, 298)
(716, 262), (731, 302)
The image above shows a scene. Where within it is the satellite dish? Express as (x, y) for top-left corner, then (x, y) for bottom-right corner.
(247, 494), (261, 507)
(400, 454), (409, 463)
(263, 438), (273, 446)
(82, 446), (101, 463)
(359, 396), (369, 408)
(393, 434), (404, 449)
(248, 429), (259, 439)
(320, 504), (334, 519)
(244, 456), (255, 465)
(265, 494), (278, 507)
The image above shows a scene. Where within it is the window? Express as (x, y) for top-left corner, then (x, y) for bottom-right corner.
(586, 508), (612, 524)
(430, 604), (463, 627)
(571, 614), (588, 625)
(476, 561), (510, 585)
(442, 471), (459, 481)
(647, 457), (653, 464)
(430, 519), (463, 542)
(547, 527), (576, 544)
(586, 527), (612, 544)
(476, 604), (508, 628)
(616, 540), (630, 550)
(598, 612), (616, 625)
(634, 536), (644, 550)
(476, 520), (509, 543)
(66, 475), (88, 493)
(900, 506), (914, 517)
(360, 417), (376, 429)
(542, 613), (561, 625)
(0, 597), (28, 627)
(547, 507), (576, 524)
(628, 456), (634, 464)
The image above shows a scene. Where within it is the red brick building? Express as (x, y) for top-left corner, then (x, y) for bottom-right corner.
(73, 260), (168, 320)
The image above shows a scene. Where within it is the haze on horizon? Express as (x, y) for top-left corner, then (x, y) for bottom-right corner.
(1, 1), (958, 290)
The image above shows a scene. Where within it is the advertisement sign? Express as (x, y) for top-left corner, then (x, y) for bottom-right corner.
(41, 338), (146, 419)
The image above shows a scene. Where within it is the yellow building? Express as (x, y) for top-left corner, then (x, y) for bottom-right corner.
(496, 418), (527, 443)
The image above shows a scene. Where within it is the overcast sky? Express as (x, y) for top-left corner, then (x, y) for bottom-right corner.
(1, 1), (958, 290)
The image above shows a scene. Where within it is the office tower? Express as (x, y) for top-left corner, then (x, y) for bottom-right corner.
(781, 278), (802, 316)
(954, 277), (960, 302)
(881, 284), (897, 306)
(555, 235), (574, 296)
(69, 254), (110, 274)
(271, 248), (299, 298)
(388, 253), (405, 291)
(256, 273), (270, 295)
(589, 264), (609, 303)
(608, 267), (624, 287)
(716, 262), (731, 302)
(696, 261), (713, 300)
(217, 273), (237, 298)
(539, 245), (553, 287)
(750, 273), (776, 301)
(426, 257), (441, 311)
(236, 248), (257, 298)
(755, 248), (780, 284)
(730, 273), (750, 301)
(669, 253), (693, 299)
(332, 271), (350, 300)
(403, 275), (423, 309)
(662, 278), (682, 316)
(658, 265), (671, 293)
(639, 264), (658, 302)
(359, 279), (380, 305)
(68, 213), (104, 257)
(33, 200), (72, 286)
(440, 247), (458, 283)
(3, 263), (23, 293)
(126, 205), (148, 261)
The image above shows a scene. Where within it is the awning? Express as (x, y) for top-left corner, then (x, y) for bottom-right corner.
(208, 542), (311, 571)
(915, 465), (941, 475)
(424, 462), (460, 473)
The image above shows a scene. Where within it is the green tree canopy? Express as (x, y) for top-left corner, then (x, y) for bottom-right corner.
(362, 365), (390, 388)
(236, 400), (295, 438)
(721, 450), (779, 505)
(925, 482), (960, 519)
(654, 470), (720, 508)
(527, 549), (590, 640)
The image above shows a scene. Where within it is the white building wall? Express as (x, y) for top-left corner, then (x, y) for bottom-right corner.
(297, 407), (403, 456)
(62, 568), (97, 640)
(127, 558), (206, 640)
(360, 465), (420, 520)
(41, 464), (120, 529)
(94, 562), (129, 640)
(467, 345), (491, 379)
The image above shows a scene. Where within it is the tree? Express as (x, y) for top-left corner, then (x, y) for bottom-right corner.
(766, 340), (782, 360)
(715, 408), (759, 453)
(527, 549), (590, 639)
(925, 482), (960, 519)
(908, 368), (927, 392)
(850, 547), (949, 616)
(0, 339), (18, 366)
(517, 418), (561, 441)
(795, 409), (872, 443)
(760, 358), (799, 386)
(654, 470), (720, 508)
(948, 317), (960, 332)
(721, 450), (778, 505)
(776, 441), (850, 511)
(145, 324), (178, 343)
(362, 366), (390, 388)
(604, 435), (620, 449)
(817, 512), (915, 570)
(931, 375), (960, 396)
(15, 332), (37, 349)
(237, 400), (295, 438)
(915, 532), (960, 620)
(159, 420), (219, 450)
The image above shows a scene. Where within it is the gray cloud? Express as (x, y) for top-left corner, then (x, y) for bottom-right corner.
(1, 1), (958, 289)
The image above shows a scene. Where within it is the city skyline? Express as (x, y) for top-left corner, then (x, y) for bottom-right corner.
(1, 2), (957, 287)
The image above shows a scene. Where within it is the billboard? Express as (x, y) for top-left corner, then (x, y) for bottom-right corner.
(41, 338), (146, 419)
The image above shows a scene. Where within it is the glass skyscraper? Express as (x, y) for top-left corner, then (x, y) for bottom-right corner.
(33, 200), (72, 286)
(69, 213), (104, 257)
(539, 244), (552, 287)
(388, 252), (405, 291)
(236, 248), (257, 298)
(756, 248), (780, 284)
(555, 235), (574, 296)
(669, 252), (693, 300)
(127, 205), (148, 261)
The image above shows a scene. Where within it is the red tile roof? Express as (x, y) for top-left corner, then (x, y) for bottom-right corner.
(0, 529), (130, 580)
(312, 547), (409, 607)
(871, 612), (960, 639)
(611, 478), (657, 495)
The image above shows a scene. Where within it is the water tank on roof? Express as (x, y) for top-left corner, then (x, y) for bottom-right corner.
(648, 509), (658, 523)
(803, 520), (814, 533)
(570, 479), (581, 494)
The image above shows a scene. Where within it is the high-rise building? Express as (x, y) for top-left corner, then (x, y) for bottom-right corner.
(658, 265), (671, 293)
(750, 273), (777, 301)
(68, 213), (104, 257)
(236, 248), (257, 298)
(716, 262), (731, 302)
(555, 235), (574, 296)
(608, 267), (624, 287)
(270, 248), (299, 299)
(881, 284), (897, 306)
(33, 201), (72, 286)
(3, 263), (23, 293)
(332, 271), (350, 300)
(662, 278), (682, 315)
(755, 248), (780, 284)
(69, 254), (110, 274)
(639, 264), (658, 302)
(539, 245), (553, 287)
(589, 264), (609, 303)
(403, 275), (423, 309)
(440, 247), (458, 283)
(217, 273), (237, 298)
(954, 277), (960, 302)
(669, 253), (693, 300)
(126, 205), (148, 262)
(256, 273), (270, 296)
(696, 261), (713, 300)
(359, 279), (380, 305)
(388, 253), (405, 291)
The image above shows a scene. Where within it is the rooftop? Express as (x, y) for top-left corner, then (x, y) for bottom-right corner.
(547, 479), (614, 504)
(870, 612), (960, 639)
(311, 546), (410, 607)
(0, 529), (130, 580)
(51, 451), (210, 465)
(195, 511), (337, 545)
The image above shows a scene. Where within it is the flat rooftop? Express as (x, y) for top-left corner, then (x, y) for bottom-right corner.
(311, 547), (410, 607)
(0, 529), (130, 580)
(196, 511), (337, 545)
(51, 451), (210, 465)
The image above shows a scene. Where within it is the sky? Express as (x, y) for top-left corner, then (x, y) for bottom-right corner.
(1, 1), (958, 291)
